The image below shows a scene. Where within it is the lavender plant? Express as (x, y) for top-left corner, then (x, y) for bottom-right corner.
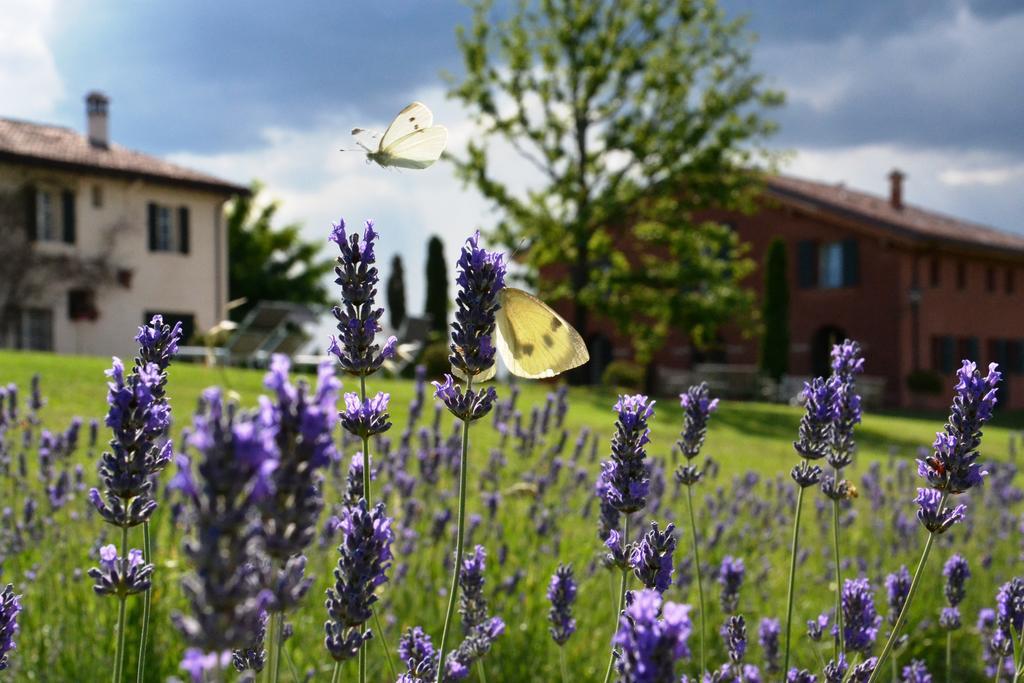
(432, 231), (504, 683)
(547, 564), (576, 683)
(868, 361), (1001, 680)
(940, 553), (969, 681)
(673, 382), (718, 672)
(614, 589), (692, 682)
(0, 583), (22, 672)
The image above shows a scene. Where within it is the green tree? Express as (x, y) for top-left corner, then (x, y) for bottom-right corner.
(387, 254), (407, 331)
(226, 181), (334, 322)
(760, 238), (789, 381)
(424, 235), (449, 335)
(449, 0), (783, 365)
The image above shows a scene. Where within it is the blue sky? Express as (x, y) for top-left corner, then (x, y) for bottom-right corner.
(4, 0), (1024, 321)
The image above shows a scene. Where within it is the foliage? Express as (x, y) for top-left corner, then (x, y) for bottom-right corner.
(387, 254), (407, 331)
(226, 181), (334, 322)
(425, 235), (449, 335)
(418, 339), (452, 381)
(448, 0), (783, 363)
(601, 359), (645, 391)
(906, 369), (944, 395)
(760, 238), (789, 381)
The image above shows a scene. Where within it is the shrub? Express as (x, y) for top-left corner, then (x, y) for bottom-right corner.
(906, 368), (944, 395)
(419, 340), (451, 381)
(602, 360), (644, 391)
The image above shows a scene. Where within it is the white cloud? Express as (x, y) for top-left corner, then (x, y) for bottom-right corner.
(939, 164), (1024, 187)
(0, 0), (63, 120)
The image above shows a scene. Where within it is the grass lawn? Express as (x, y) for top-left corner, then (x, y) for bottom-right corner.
(0, 349), (1019, 681)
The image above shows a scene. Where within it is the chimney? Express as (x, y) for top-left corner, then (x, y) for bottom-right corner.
(86, 91), (109, 148)
(888, 168), (905, 210)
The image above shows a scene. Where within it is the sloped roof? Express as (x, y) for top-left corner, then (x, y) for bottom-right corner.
(766, 174), (1024, 255)
(0, 117), (247, 196)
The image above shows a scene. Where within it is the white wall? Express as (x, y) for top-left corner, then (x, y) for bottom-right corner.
(0, 163), (230, 359)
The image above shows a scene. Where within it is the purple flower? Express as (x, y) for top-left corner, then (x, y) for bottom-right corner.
(806, 613), (829, 642)
(340, 391), (392, 439)
(831, 339), (865, 377)
(901, 660), (932, 683)
(791, 461), (823, 488)
(135, 314), (184, 371)
(613, 589), (692, 682)
(0, 584), (22, 672)
(884, 566), (911, 625)
(723, 615), (747, 663)
(718, 555), (745, 614)
(793, 376), (840, 461)
(823, 655), (847, 683)
(916, 360), (999, 494)
(449, 231), (505, 378)
(828, 339), (863, 469)
(595, 470), (621, 540)
(324, 500), (395, 662)
(171, 390), (277, 654)
(88, 544), (154, 597)
(180, 648), (231, 682)
(433, 374), (498, 423)
(600, 395), (655, 514)
(840, 577), (881, 654)
(938, 607), (960, 631)
(231, 611), (267, 674)
(328, 218), (397, 376)
(914, 488), (966, 534)
(450, 545), (504, 672)
(787, 669), (817, 683)
(604, 529), (629, 570)
(547, 564), (576, 646)
(396, 627), (469, 682)
(996, 577), (1024, 637)
(629, 521), (676, 593)
(758, 617), (781, 674)
(677, 383), (718, 460)
(942, 553), (970, 608)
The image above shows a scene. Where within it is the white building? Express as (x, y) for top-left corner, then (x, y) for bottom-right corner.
(0, 92), (246, 359)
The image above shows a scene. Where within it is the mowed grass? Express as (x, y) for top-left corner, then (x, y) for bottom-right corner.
(0, 349), (1020, 681)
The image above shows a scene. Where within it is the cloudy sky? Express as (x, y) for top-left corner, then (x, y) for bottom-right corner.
(4, 0), (1024, 320)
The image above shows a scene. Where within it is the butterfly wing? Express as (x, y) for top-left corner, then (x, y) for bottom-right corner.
(351, 128), (382, 152)
(381, 126), (448, 169)
(495, 288), (589, 379)
(380, 102), (435, 150)
(451, 360), (497, 383)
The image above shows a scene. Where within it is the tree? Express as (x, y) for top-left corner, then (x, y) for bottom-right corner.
(387, 254), (407, 331)
(424, 235), (449, 335)
(449, 0), (783, 367)
(760, 238), (789, 381)
(226, 181), (334, 322)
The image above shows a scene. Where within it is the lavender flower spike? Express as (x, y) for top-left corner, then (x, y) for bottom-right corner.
(677, 383), (718, 459)
(341, 391), (392, 439)
(942, 554), (970, 609)
(719, 555), (745, 614)
(328, 218), (397, 376)
(840, 577), (881, 654)
(547, 564), (577, 646)
(0, 584), (22, 672)
(88, 545), (154, 597)
(793, 377), (840, 462)
(630, 521), (677, 593)
(449, 231), (505, 379)
(612, 589), (692, 682)
(601, 394), (656, 514)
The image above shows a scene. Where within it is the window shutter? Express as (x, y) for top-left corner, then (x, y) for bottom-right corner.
(23, 185), (37, 241)
(796, 240), (817, 289)
(841, 238), (859, 286)
(966, 337), (980, 363)
(61, 190), (76, 244)
(178, 206), (190, 254)
(941, 336), (955, 373)
(147, 202), (158, 251)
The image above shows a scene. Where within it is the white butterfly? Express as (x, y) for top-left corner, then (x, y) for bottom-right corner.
(351, 102), (448, 170)
(459, 288), (590, 381)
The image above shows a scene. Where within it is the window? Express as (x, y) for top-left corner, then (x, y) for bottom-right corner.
(1007, 269), (1015, 294)
(932, 335), (955, 373)
(68, 289), (98, 321)
(956, 261), (967, 290)
(148, 203), (191, 254)
(36, 190), (57, 241)
(144, 311), (194, 344)
(929, 257), (940, 287)
(986, 267), (997, 292)
(797, 239), (859, 290)
(957, 336), (979, 362)
(92, 185), (103, 208)
(1011, 340), (1024, 375)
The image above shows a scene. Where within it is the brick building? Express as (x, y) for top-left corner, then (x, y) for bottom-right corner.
(554, 172), (1024, 410)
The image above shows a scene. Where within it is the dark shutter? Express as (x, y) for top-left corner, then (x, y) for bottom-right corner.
(841, 238), (859, 286)
(796, 240), (817, 289)
(23, 186), (37, 241)
(178, 206), (190, 254)
(61, 190), (76, 244)
(147, 202), (158, 251)
(941, 336), (955, 373)
(966, 337), (980, 363)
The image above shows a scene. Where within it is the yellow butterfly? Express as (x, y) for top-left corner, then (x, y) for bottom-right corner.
(463, 287), (589, 381)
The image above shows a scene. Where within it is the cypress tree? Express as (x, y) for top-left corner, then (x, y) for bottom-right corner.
(424, 235), (449, 335)
(761, 238), (790, 381)
(387, 254), (407, 331)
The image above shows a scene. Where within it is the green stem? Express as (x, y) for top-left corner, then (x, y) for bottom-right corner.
(685, 485), (706, 675)
(136, 521), (152, 683)
(112, 525), (129, 683)
(782, 486), (806, 677)
(359, 373), (370, 683)
(267, 611), (283, 683)
(602, 515), (630, 683)
(831, 481), (845, 659)
(373, 608), (398, 680)
(867, 514), (942, 683)
(559, 646), (569, 683)
(435, 376), (474, 683)
(945, 630), (952, 683)
(476, 660), (489, 683)
(331, 661), (342, 683)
